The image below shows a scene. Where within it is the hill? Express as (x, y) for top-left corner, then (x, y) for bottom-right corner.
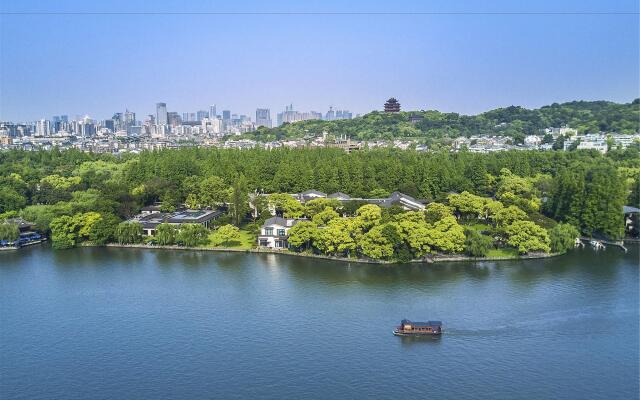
(244, 99), (640, 142)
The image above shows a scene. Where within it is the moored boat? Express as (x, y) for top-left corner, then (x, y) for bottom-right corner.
(393, 319), (442, 336)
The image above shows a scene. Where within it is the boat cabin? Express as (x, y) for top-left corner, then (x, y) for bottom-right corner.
(399, 319), (442, 334)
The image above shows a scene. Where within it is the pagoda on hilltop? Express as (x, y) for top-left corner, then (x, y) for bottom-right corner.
(384, 98), (401, 113)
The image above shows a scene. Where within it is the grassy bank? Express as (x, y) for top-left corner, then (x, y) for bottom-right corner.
(202, 229), (255, 250)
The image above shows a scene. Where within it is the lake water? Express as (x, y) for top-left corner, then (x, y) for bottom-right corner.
(1, 245), (638, 399)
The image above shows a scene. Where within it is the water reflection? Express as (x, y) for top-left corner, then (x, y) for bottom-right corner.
(397, 334), (443, 347)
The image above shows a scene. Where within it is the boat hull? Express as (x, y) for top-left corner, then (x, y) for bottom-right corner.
(393, 329), (442, 336)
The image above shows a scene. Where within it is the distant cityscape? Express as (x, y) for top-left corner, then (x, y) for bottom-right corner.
(0, 102), (354, 139)
(0, 98), (638, 155)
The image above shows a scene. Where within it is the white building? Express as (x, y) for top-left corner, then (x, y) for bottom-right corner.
(258, 217), (302, 249)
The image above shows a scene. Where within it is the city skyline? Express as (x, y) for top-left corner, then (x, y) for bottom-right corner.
(1, 0), (638, 121)
(0, 101), (356, 125)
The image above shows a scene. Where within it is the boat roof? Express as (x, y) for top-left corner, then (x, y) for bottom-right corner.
(401, 319), (442, 327)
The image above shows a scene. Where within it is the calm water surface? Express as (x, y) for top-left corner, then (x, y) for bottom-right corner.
(1, 245), (638, 399)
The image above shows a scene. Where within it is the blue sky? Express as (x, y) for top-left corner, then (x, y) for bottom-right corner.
(0, 0), (638, 121)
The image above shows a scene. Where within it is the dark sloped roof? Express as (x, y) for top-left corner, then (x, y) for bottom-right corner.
(301, 189), (327, 197)
(264, 216), (289, 226)
(167, 210), (221, 224)
(328, 192), (351, 199)
(401, 319), (442, 327)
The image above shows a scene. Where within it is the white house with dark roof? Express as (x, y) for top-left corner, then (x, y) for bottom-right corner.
(258, 217), (303, 249)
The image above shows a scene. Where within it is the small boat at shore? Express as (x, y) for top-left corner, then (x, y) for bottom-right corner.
(393, 319), (442, 336)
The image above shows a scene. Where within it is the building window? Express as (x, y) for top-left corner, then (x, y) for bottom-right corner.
(259, 240), (268, 247)
(264, 227), (273, 235)
(277, 229), (286, 236)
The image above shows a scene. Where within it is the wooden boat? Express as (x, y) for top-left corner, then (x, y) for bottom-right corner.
(393, 319), (442, 336)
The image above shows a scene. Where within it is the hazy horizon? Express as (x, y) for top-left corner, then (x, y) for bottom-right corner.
(1, 0), (638, 121)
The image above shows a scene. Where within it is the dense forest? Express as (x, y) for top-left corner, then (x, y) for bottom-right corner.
(0, 146), (638, 255)
(243, 99), (640, 142)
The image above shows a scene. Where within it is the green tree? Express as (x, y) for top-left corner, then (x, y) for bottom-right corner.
(314, 218), (357, 256)
(492, 205), (528, 228)
(0, 222), (20, 241)
(549, 223), (580, 253)
(155, 223), (177, 245)
(464, 228), (493, 257)
(268, 193), (305, 218)
(199, 176), (230, 207)
(230, 174), (250, 226)
(287, 221), (319, 250)
(0, 187), (27, 214)
(211, 224), (241, 246)
(185, 193), (199, 209)
(50, 215), (78, 249)
(115, 222), (143, 244)
(304, 198), (341, 217)
(88, 213), (120, 245)
(424, 202), (453, 223)
(358, 224), (395, 260)
(312, 206), (339, 226)
(447, 191), (486, 219)
(424, 216), (466, 253)
(249, 193), (270, 222)
(369, 188), (390, 198)
(177, 223), (210, 247)
(354, 204), (382, 229)
(504, 220), (551, 254)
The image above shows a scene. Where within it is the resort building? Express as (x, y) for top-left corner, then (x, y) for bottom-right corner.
(289, 190), (426, 211)
(129, 208), (223, 236)
(257, 217), (302, 249)
(327, 192), (352, 201)
(291, 190), (327, 203)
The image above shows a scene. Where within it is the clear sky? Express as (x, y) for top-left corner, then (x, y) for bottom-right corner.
(0, 0), (638, 121)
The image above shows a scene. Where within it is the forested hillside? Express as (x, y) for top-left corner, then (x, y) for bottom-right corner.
(244, 99), (640, 142)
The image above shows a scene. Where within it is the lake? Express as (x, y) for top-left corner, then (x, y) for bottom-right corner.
(1, 245), (638, 399)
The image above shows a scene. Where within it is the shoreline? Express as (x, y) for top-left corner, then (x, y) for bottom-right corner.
(0, 238), (48, 251)
(97, 243), (563, 265)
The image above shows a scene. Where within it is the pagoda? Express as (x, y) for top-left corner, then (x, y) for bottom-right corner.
(384, 98), (401, 113)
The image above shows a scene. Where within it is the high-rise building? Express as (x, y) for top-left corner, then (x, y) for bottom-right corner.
(255, 108), (272, 128)
(167, 112), (181, 126)
(384, 98), (401, 113)
(222, 110), (231, 121)
(196, 110), (209, 122)
(325, 106), (335, 121)
(276, 104), (322, 126)
(36, 119), (50, 136)
(104, 119), (115, 132)
(124, 109), (136, 127)
(336, 110), (352, 120)
(209, 105), (217, 119)
(156, 102), (168, 125)
(112, 112), (123, 131)
(182, 112), (190, 122)
(79, 116), (95, 138)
